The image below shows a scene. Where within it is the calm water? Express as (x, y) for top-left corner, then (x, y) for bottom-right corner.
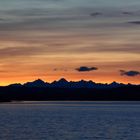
(0, 101), (140, 140)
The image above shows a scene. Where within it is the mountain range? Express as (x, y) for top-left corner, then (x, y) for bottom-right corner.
(0, 78), (140, 102)
(8, 78), (137, 89)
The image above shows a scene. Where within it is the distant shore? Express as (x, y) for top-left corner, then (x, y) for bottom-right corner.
(0, 85), (140, 102)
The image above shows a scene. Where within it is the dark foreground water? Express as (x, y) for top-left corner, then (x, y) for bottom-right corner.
(0, 101), (140, 140)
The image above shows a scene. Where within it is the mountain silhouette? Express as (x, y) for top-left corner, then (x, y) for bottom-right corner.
(8, 78), (135, 88)
(51, 78), (69, 88)
(0, 78), (139, 102)
(24, 79), (48, 87)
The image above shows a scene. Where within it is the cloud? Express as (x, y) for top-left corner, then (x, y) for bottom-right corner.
(120, 70), (140, 77)
(76, 66), (98, 72)
(0, 46), (45, 58)
(0, 70), (8, 73)
(6, 8), (48, 17)
(122, 12), (133, 15)
(128, 21), (140, 25)
(53, 68), (67, 71)
(90, 12), (102, 17)
(0, 9), (85, 31)
(0, 18), (5, 21)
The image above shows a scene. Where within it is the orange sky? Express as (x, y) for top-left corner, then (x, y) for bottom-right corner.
(0, 0), (140, 85)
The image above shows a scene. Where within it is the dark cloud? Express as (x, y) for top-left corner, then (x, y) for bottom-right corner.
(76, 66), (98, 72)
(90, 12), (102, 17)
(122, 12), (133, 15)
(0, 18), (5, 21)
(120, 70), (140, 77)
(128, 21), (140, 25)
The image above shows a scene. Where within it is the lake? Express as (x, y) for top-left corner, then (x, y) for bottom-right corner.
(0, 101), (140, 140)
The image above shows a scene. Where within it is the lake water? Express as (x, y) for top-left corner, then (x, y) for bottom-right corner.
(0, 101), (140, 140)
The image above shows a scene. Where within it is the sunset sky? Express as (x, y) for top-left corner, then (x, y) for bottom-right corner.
(0, 0), (140, 85)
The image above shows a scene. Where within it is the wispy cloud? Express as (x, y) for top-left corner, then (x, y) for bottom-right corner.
(0, 46), (45, 58)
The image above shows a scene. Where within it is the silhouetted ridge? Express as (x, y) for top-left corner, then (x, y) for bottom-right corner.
(24, 79), (48, 87)
(8, 83), (23, 87)
(0, 78), (139, 102)
(51, 78), (69, 88)
(8, 78), (138, 88)
(58, 78), (68, 83)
